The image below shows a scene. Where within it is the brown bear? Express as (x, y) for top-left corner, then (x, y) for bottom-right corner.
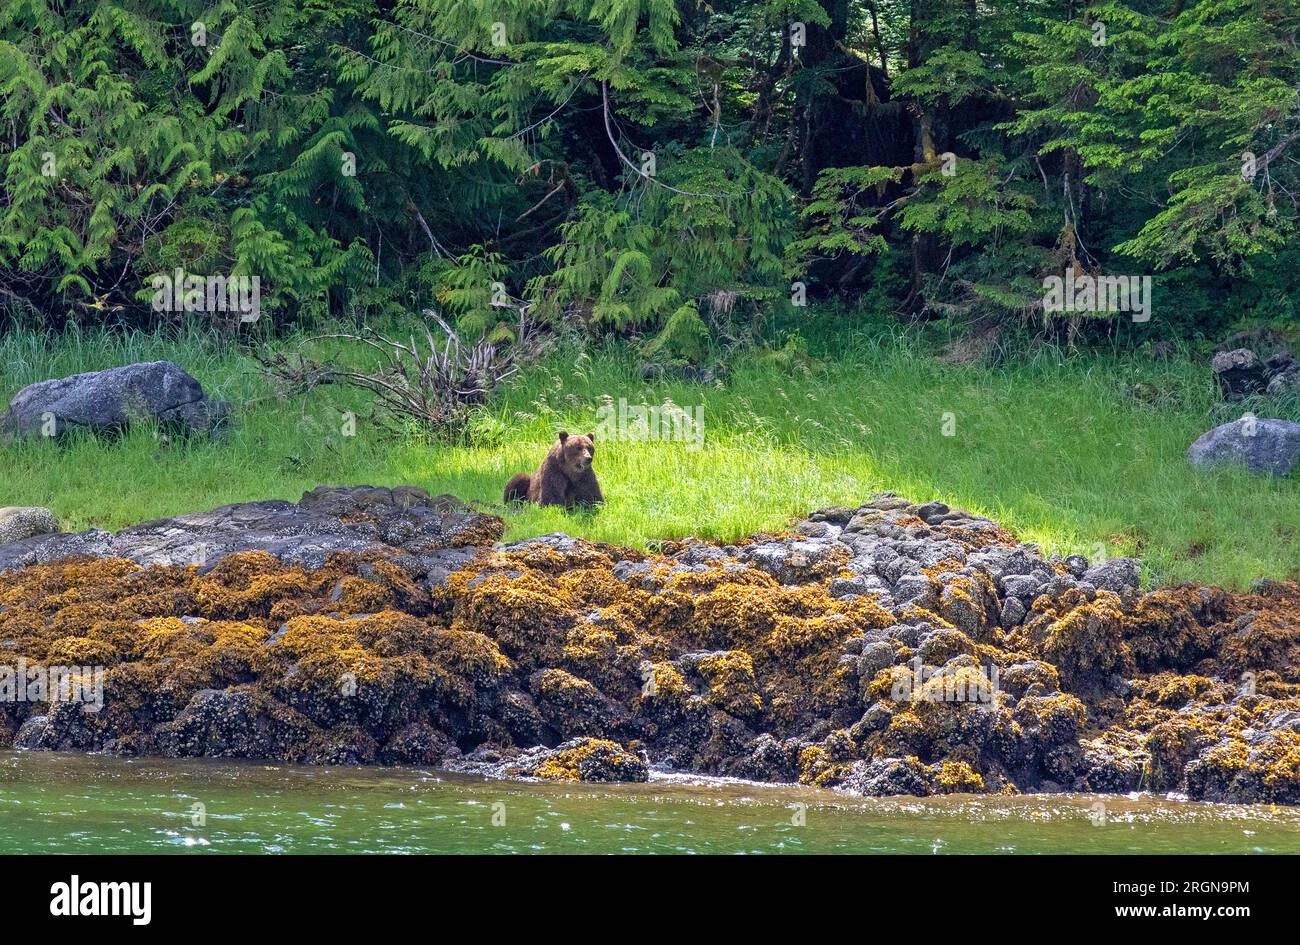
(504, 431), (604, 508)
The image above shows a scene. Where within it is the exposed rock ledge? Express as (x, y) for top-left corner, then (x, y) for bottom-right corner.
(2, 486), (1298, 804)
(0, 485), (502, 578)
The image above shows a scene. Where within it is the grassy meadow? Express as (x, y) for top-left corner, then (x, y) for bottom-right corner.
(1, 323), (1298, 589)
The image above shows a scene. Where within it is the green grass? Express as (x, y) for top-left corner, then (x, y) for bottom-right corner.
(1, 322), (1298, 589)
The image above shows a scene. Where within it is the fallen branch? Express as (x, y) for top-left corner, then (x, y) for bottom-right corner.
(257, 309), (539, 440)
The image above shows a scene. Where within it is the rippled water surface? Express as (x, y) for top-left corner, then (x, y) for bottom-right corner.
(1, 752), (1298, 854)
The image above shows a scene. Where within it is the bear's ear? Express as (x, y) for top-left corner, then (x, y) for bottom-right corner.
(585, 431), (595, 441)
(557, 430), (569, 443)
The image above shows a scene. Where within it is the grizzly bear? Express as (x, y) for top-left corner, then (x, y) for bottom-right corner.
(504, 431), (604, 508)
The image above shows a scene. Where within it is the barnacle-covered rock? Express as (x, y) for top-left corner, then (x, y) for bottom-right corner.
(511, 737), (649, 783)
(530, 667), (626, 736)
(153, 687), (320, 761)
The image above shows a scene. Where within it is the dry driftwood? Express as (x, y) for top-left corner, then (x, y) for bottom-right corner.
(257, 309), (538, 438)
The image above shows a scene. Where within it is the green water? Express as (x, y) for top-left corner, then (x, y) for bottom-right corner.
(2, 751), (1299, 854)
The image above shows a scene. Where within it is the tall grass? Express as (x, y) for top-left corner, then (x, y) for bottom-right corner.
(1, 322), (1297, 588)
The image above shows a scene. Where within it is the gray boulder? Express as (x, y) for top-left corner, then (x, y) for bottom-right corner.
(1082, 557), (1141, 593)
(793, 519), (842, 540)
(914, 501), (950, 524)
(1188, 418), (1300, 477)
(1267, 368), (1300, 399)
(829, 573), (890, 599)
(0, 507), (58, 545)
(999, 596), (1027, 628)
(1000, 573), (1045, 600)
(736, 536), (847, 584)
(1064, 554), (1090, 577)
(0, 360), (229, 439)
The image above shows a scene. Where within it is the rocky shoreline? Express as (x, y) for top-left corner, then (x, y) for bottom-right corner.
(1, 486), (1298, 803)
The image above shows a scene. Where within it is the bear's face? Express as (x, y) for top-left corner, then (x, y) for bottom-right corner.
(556, 431), (596, 479)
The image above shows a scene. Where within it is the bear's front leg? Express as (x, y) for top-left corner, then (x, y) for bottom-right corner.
(567, 471), (603, 507)
(536, 474), (569, 507)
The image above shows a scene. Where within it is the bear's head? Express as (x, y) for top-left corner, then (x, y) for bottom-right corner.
(555, 430), (596, 479)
